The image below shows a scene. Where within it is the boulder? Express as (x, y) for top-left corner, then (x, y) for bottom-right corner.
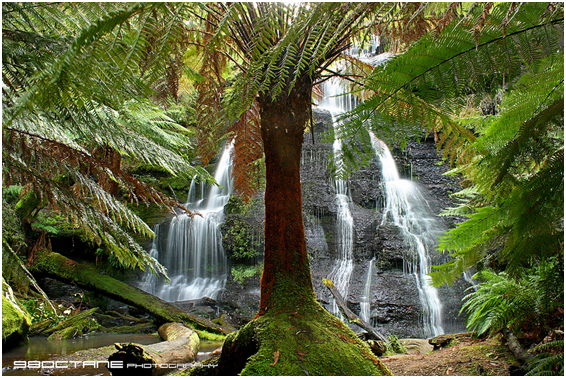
(2, 293), (31, 349)
(428, 334), (454, 349)
(399, 338), (434, 354)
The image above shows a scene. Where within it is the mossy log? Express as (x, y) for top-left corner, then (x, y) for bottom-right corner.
(323, 278), (387, 343)
(46, 308), (99, 340)
(98, 323), (157, 334)
(108, 322), (199, 376)
(29, 249), (227, 337)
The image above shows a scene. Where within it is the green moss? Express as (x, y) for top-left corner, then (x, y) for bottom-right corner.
(2, 295), (31, 347)
(14, 190), (44, 220)
(128, 202), (170, 228)
(196, 329), (226, 341)
(174, 356), (221, 376)
(220, 299), (392, 376)
(46, 308), (99, 340)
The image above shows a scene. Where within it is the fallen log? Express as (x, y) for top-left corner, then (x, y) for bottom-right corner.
(29, 249), (227, 337)
(107, 322), (199, 376)
(323, 278), (387, 343)
(503, 327), (535, 363)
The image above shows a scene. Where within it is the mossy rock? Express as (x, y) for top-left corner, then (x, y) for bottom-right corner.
(215, 300), (392, 376)
(2, 295), (31, 348)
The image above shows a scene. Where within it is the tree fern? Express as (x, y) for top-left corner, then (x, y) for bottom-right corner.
(3, 2), (213, 274)
(342, 2), (562, 164)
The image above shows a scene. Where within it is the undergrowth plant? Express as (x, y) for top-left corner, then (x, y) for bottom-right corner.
(526, 340), (564, 376)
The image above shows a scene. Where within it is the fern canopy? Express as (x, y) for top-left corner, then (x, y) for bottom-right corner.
(2, 2), (215, 275)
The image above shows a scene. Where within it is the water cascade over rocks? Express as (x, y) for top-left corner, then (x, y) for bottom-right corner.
(369, 131), (445, 337)
(137, 56), (468, 336)
(360, 257), (375, 323)
(138, 143), (233, 302)
(318, 79), (358, 317)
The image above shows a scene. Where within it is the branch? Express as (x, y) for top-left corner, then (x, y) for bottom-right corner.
(323, 68), (366, 87)
(323, 278), (387, 343)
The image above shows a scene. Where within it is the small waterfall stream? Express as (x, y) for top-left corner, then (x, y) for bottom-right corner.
(369, 131), (445, 337)
(360, 257), (375, 323)
(319, 79), (357, 316)
(139, 143), (233, 301)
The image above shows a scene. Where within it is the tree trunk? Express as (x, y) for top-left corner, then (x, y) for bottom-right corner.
(257, 77), (316, 316)
(28, 249), (227, 336)
(108, 322), (199, 376)
(211, 79), (391, 376)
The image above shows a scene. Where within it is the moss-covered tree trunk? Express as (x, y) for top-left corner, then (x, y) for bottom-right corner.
(213, 79), (391, 375)
(28, 249), (226, 338)
(256, 77), (315, 315)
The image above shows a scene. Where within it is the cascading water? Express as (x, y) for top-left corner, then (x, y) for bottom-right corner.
(360, 257), (375, 323)
(318, 78), (358, 315)
(138, 224), (160, 294)
(369, 131), (445, 337)
(139, 143), (233, 302)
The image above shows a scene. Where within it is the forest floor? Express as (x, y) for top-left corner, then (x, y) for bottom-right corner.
(381, 333), (521, 376)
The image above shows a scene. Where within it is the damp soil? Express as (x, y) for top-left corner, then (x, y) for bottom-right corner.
(380, 334), (521, 376)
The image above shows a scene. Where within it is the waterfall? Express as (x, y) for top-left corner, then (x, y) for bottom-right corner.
(319, 78), (357, 315)
(139, 143), (233, 301)
(138, 224), (160, 294)
(369, 131), (445, 337)
(360, 257), (375, 323)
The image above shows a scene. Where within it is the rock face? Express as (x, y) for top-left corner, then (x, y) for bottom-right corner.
(215, 108), (469, 337)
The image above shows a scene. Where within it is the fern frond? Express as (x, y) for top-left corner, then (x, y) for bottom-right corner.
(227, 100), (264, 203)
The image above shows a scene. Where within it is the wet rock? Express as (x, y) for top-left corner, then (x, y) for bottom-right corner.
(428, 335), (454, 349)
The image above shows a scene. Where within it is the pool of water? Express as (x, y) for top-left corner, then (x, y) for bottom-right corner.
(3, 333), (223, 376)
(8, 333), (222, 376)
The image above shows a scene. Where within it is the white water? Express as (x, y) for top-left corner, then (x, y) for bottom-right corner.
(360, 257), (375, 323)
(319, 79), (356, 315)
(139, 143), (233, 301)
(369, 132), (444, 337)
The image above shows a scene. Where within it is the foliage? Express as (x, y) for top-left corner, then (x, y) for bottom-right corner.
(2, 199), (26, 250)
(21, 298), (68, 327)
(223, 218), (262, 261)
(231, 263), (263, 285)
(526, 340), (564, 376)
(2, 2), (216, 275)
(386, 335), (407, 355)
(461, 258), (563, 338)
(339, 1), (566, 286)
